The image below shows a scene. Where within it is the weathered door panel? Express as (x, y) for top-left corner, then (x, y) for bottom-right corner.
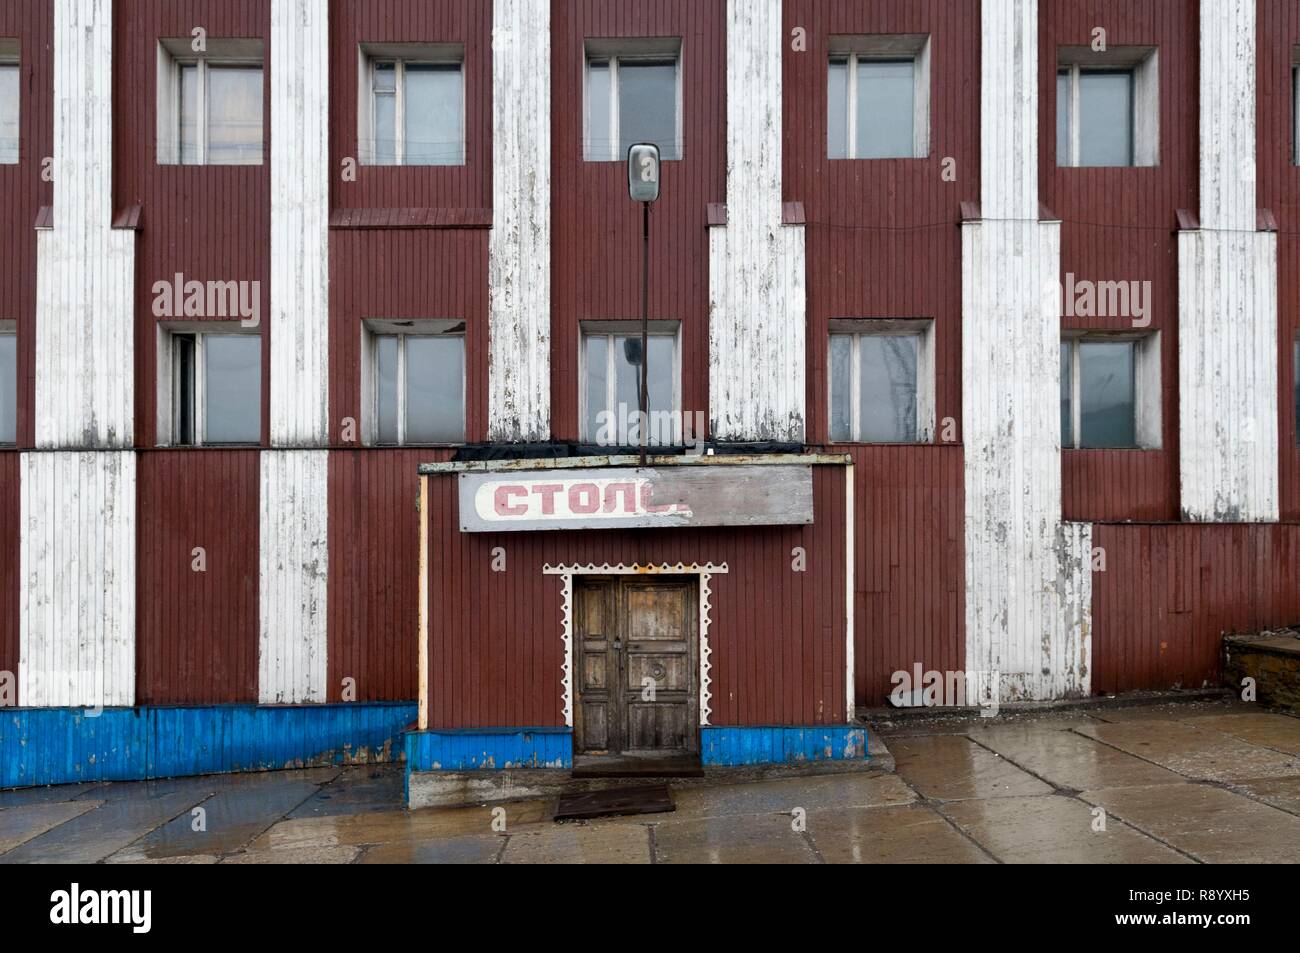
(573, 576), (699, 757)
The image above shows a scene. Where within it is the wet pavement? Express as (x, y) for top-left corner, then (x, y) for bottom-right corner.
(2, 699), (1299, 863)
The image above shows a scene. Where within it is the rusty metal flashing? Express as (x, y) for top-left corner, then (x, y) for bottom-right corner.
(418, 453), (851, 475)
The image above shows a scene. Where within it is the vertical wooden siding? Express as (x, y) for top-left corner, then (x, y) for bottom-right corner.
(425, 466), (849, 728)
(1258, 0), (1300, 520)
(1040, 0), (1198, 522)
(114, 0), (272, 448)
(1093, 522), (1300, 692)
(135, 450), (259, 704)
(783, 1), (977, 703)
(549, 0), (725, 440)
(0, 1), (52, 687)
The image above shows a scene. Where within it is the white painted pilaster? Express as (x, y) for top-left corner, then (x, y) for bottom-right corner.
(1178, 0), (1278, 522)
(709, 0), (806, 442)
(35, 0), (135, 448)
(20, 452), (137, 708)
(962, 0), (1091, 700)
(259, 450), (329, 704)
(488, 0), (551, 442)
(270, 0), (330, 446)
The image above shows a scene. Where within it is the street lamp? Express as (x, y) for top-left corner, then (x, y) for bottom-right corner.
(627, 143), (660, 468)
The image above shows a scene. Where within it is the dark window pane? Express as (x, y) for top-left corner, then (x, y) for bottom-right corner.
(827, 58), (849, 159)
(0, 64), (18, 164)
(1079, 340), (1136, 447)
(587, 60), (611, 160)
(204, 335), (260, 444)
(829, 334), (852, 441)
(856, 59), (913, 159)
(1077, 70), (1133, 167)
(1060, 341), (1073, 448)
(174, 334), (196, 446)
(619, 60), (678, 160)
(0, 334), (15, 443)
(646, 335), (675, 445)
(1294, 341), (1300, 447)
(375, 335), (399, 444)
(405, 335), (464, 443)
(404, 64), (462, 165)
(207, 66), (263, 165)
(584, 335), (608, 442)
(1056, 69), (1071, 165)
(859, 335), (918, 442)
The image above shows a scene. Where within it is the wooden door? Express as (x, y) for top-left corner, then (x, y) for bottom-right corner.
(574, 576), (698, 756)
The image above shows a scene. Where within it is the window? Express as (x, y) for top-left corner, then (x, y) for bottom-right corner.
(1057, 47), (1158, 167)
(828, 35), (930, 160)
(0, 41), (18, 164)
(0, 326), (15, 444)
(363, 321), (465, 445)
(1294, 339), (1300, 446)
(159, 328), (261, 445)
(580, 323), (680, 445)
(157, 39), (264, 165)
(828, 320), (934, 443)
(585, 39), (682, 162)
(358, 44), (464, 166)
(1060, 333), (1160, 449)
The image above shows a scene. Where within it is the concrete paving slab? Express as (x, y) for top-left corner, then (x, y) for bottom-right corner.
(360, 835), (505, 864)
(653, 812), (817, 864)
(250, 800), (552, 850)
(0, 800), (102, 854)
(943, 795), (1192, 864)
(220, 846), (361, 864)
(0, 783), (109, 808)
(288, 767), (405, 818)
(503, 823), (650, 864)
(0, 789), (208, 863)
(806, 803), (993, 864)
(968, 724), (1185, 791)
(1176, 713), (1300, 757)
(1074, 720), (1300, 781)
(108, 778), (326, 862)
(890, 734), (1053, 800)
(1228, 777), (1300, 815)
(667, 770), (915, 819)
(1080, 783), (1300, 863)
(108, 854), (219, 864)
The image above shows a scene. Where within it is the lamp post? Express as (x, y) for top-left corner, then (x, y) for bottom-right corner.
(627, 143), (660, 468)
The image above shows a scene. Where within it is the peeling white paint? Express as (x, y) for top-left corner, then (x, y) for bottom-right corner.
(709, 0), (806, 442)
(270, 0), (330, 446)
(963, 0), (1091, 701)
(488, 0), (551, 442)
(19, 452), (137, 708)
(1179, 1), (1278, 523)
(259, 451), (329, 704)
(36, 0), (135, 448)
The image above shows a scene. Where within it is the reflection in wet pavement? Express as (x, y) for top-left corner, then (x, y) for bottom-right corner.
(1, 700), (1297, 863)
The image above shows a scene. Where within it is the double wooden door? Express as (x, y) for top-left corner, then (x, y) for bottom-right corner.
(573, 576), (699, 756)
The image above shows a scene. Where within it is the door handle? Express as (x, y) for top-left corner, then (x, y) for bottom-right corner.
(612, 640), (623, 651)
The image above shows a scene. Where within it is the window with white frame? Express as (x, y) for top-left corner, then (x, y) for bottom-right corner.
(157, 38), (263, 165)
(358, 43), (464, 166)
(829, 320), (934, 443)
(158, 327), (261, 446)
(1060, 333), (1160, 449)
(828, 35), (930, 160)
(0, 41), (19, 165)
(0, 324), (15, 444)
(1057, 47), (1158, 167)
(585, 39), (682, 162)
(580, 322), (680, 446)
(363, 320), (465, 445)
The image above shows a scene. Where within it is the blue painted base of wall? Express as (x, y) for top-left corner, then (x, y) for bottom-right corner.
(700, 726), (868, 765)
(0, 703), (417, 789)
(404, 728), (573, 771)
(402, 724), (867, 776)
